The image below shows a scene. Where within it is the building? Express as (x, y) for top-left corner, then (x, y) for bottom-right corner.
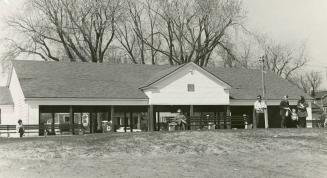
(314, 91), (327, 111)
(0, 60), (313, 136)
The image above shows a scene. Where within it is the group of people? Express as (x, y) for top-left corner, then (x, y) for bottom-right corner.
(254, 95), (308, 128)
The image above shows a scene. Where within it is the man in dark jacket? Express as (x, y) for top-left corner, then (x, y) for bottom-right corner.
(297, 96), (308, 128)
(280, 95), (290, 128)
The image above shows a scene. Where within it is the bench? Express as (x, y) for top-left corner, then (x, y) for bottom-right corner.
(0, 125), (17, 137)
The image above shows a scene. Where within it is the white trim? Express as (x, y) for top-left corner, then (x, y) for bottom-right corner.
(230, 99), (299, 106)
(6, 63), (13, 87)
(25, 98), (149, 106)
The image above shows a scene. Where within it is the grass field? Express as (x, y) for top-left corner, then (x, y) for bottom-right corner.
(0, 129), (327, 178)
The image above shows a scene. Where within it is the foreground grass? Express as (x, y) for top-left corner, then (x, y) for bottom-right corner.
(0, 129), (327, 178)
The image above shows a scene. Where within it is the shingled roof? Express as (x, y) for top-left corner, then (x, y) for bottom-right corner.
(10, 60), (311, 100)
(0, 87), (13, 105)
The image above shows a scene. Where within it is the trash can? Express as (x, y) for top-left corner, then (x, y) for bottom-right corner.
(102, 121), (109, 133)
(208, 122), (215, 130)
(168, 122), (177, 131)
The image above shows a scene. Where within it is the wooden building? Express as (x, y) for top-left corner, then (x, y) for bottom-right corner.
(0, 60), (312, 136)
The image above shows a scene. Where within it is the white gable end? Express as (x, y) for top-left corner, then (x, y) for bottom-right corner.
(143, 63), (230, 105)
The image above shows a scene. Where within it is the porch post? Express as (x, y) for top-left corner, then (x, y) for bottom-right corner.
(189, 105), (194, 130)
(130, 112), (133, 132)
(110, 106), (115, 132)
(226, 105), (231, 129)
(124, 112), (127, 132)
(253, 107), (257, 129)
(69, 106), (74, 134)
(148, 105), (154, 131)
(190, 105), (194, 116)
(107, 106), (111, 122)
(51, 112), (55, 134)
(137, 113), (141, 129)
(264, 105), (269, 128)
(306, 101), (312, 128)
(157, 112), (160, 131)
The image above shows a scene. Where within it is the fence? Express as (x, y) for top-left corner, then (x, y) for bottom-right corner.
(188, 115), (247, 130)
(0, 124), (84, 137)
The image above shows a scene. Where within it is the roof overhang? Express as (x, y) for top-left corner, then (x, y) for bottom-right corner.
(230, 99), (303, 106)
(25, 98), (149, 106)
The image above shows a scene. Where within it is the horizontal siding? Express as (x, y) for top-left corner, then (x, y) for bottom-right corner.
(9, 69), (28, 124)
(0, 106), (15, 125)
(145, 67), (230, 105)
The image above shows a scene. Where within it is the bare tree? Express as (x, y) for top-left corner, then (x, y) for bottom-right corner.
(6, 0), (122, 62)
(291, 70), (322, 97)
(255, 34), (308, 79)
(306, 71), (322, 97)
(132, 0), (245, 66)
(291, 74), (310, 94)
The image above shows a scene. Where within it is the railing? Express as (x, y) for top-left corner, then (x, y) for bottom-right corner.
(0, 124), (84, 137)
(188, 115), (247, 130)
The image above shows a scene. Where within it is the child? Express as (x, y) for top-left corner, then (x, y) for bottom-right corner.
(16, 119), (25, 138)
(291, 108), (299, 128)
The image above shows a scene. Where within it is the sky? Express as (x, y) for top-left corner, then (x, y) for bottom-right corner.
(244, 0), (327, 89)
(0, 0), (327, 88)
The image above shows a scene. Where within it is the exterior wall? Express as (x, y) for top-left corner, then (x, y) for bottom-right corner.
(27, 103), (39, 125)
(8, 69), (28, 125)
(321, 96), (327, 111)
(144, 68), (230, 105)
(0, 105), (15, 125)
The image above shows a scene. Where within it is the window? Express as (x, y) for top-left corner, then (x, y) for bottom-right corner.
(187, 84), (195, 92)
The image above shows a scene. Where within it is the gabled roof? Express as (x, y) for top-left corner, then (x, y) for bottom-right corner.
(140, 62), (231, 90)
(11, 60), (311, 100)
(206, 67), (312, 100)
(12, 60), (171, 99)
(0, 87), (13, 105)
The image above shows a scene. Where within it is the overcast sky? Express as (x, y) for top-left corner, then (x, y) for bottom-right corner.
(0, 0), (327, 88)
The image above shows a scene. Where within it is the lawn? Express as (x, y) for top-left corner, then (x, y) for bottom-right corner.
(0, 129), (327, 178)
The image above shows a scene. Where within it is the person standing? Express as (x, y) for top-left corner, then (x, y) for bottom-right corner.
(297, 96), (308, 128)
(280, 95), (290, 128)
(16, 119), (25, 138)
(254, 95), (267, 128)
(175, 109), (187, 130)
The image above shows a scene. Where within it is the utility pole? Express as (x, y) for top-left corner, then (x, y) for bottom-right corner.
(259, 56), (266, 98)
(259, 56), (268, 128)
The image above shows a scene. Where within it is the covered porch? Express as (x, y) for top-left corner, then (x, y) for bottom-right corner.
(38, 105), (150, 135)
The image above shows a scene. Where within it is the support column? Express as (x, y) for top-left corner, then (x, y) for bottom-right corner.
(51, 112), (55, 134)
(110, 106), (115, 132)
(124, 112), (127, 132)
(226, 105), (231, 129)
(264, 106), (269, 129)
(106, 106), (111, 122)
(306, 101), (312, 128)
(137, 114), (141, 129)
(130, 112), (133, 132)
(190, 105), (194, 117)
(148, 105), (154, 131)
(253, 108), (257, 129)
(69, 106), (74, 135)
(157, 112), (160, 131)
(189, 105), (194, 130)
